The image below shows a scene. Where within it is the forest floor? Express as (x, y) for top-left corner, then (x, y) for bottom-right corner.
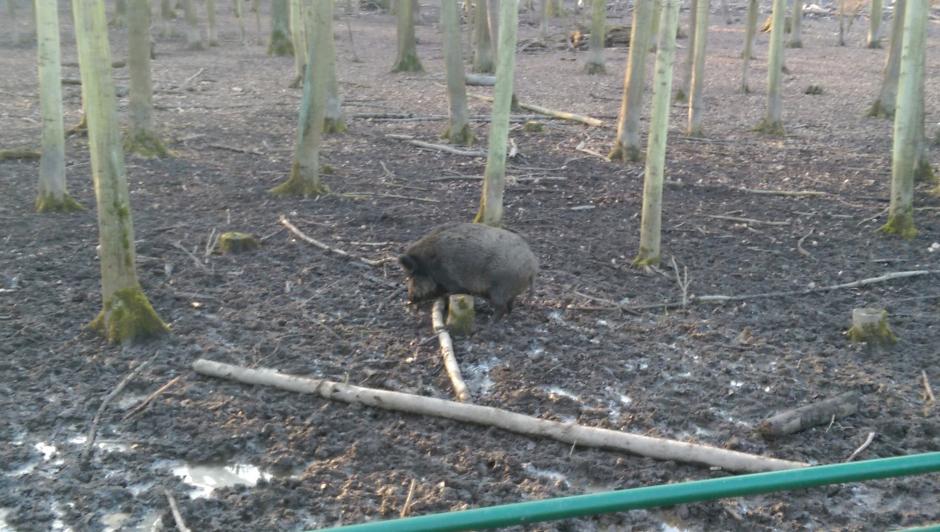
(1, 1), (939, 531)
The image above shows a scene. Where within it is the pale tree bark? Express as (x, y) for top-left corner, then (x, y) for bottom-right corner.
(441, 0), (474, 145)
(35, 0), (82, 213)
(473, 0), (494, 73)
(880, 0), (926, 239)
(868, 0), (904, 117)
(289, 0), (307, 86)
(182, 0), (203, 49)
(633, 0), (680, 267)
(71, 0), (167, 343)
(867, 0), (883, 48)
(912, 33), (933, 184)
(392, 0), (422, 71)
(234, 0), (246, 44)
(539, 0), (550, 41)
(756, 0), (786, 135)
(268, 0), (293, 55)
(584, 0), (606, 74)
(159, 0), (174, 38)
(252, 0), (262, 44)
(720, 0), (732, 24)
(649, 0), (662, 52)
(125, 0), (167, 157)
(487, 0), (499, 55)
(675, 0), (698, 102)
(687, 0), (709, 137)
(475, 0), (519, 226)
(206, 0), (218, 45)
(320, 4), (345, 132)
(787, 0), (802, 48)
(271, 0), (331, 197)
(740, 0), (758, 92)
(608, 0), (654, 162)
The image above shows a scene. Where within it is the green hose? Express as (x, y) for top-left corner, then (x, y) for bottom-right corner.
(315, 452), (940, 531)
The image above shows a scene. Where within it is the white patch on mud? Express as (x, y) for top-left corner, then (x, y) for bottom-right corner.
(464, 357), (499, 396)
(522, 463), (569, 488)
(170, 462), (273, 499)
(545, 386), (581, 403)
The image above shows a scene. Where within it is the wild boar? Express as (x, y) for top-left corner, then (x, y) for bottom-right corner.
(399, 223), (538, 319)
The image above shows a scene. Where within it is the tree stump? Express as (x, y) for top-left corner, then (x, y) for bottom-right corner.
(217, 232), (260, 254)
(846, 307), (897, 346)
(446, 295), (474, 336)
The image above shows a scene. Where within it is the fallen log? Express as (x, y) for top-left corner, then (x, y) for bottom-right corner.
(431, 298), (470, 402)
(193, 359), (807, 473)
(468, 92), (604, 127)
(758, 392), (860, 438)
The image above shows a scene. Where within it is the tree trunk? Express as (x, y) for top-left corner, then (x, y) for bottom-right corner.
(182, 0), (203, 49)
(584, 0), (606, 74)
(322, 5), (345, 133)
(787, 0), (802, 48)
(475, 0), (519, 227)
(271, 0), (331, 197)
(913, 44), (933, 184)
(392, 0), (422, 71)
(487, 0), (499, 55)
(268, 0), (294, 55)
(756, 0), (786, 135)
(838, 0), (846, 46)
(35, 0), (81, 212)
(289, 0), (306, 85)
(867, 0), (883, 48)
(539, 0), (550, 41)
(206, 0), (217, 45)
(880, 0), (926, 239)
(649, 0), (662, 52)
(720, 0), (732, 24)
(868, 0), (904, 117)
(633, 0), (680, 267)
(125, 0), (168, 157)
(740, 0), (758, 92)
(7, 0), (19, 44)
(252, 0), (261, 44)
(441, 0), (473, 145)
(472, 0), (494, 73)
(159, 0), (174, 38)
(675, 0), (698, 102)
(71, 0), (167, 343)
(233, 0), (246, 43)
(687, 0), (709, 137)
(608, 0), (654, 162)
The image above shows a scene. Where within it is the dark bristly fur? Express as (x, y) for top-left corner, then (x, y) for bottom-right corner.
(399, 223), (538, 319)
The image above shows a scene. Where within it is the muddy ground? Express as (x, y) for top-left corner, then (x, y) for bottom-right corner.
(1, 1), (939, 530)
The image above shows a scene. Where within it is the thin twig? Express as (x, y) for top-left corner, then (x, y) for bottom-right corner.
(845, 432), (876, 462)
(671, 257), (691, 307)
(81, 358), (152, 464)
(857, 207), (889, 227)
(797, 228), (814, 258)
(122, 376), (183, 421)
(279, 216), (393, 267)
(180, 67), (205, 90)
(705, 214), (791, 226)
(164, 489), (192, 532)
(170, 241), (210, 272)
(208, 143), (263, 155)
(340, 192), (438, 203)
(400, 479), (417, 518)
(923, 370), (936, 404)
(386, 134), (485, 157)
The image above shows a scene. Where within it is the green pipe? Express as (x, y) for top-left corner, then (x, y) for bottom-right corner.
(316, 452), (940, 532)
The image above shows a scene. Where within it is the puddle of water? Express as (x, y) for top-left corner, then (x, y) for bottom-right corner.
(171, 462), (273, 499)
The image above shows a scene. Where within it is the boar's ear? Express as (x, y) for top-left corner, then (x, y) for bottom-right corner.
(398, 254), (417, 273)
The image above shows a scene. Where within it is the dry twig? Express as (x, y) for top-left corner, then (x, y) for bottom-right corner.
(705, 214), (791, 226)
(432, 298), (470, 402)
(122, 376), (183, 421)
(164, 489), (192, 532)
(468, 92), (604, 127)
(170, 241), (210, 272)
(923, 370), (936, 405)
(845, 432), (876, 462)
(797, 228), (814, 258)
(340, 192), (438, 203)
(386, 134), (485, 157)
(279, 216), (393, 267)
(400, 479), (417, 518)
(81, 358), (152, 464)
